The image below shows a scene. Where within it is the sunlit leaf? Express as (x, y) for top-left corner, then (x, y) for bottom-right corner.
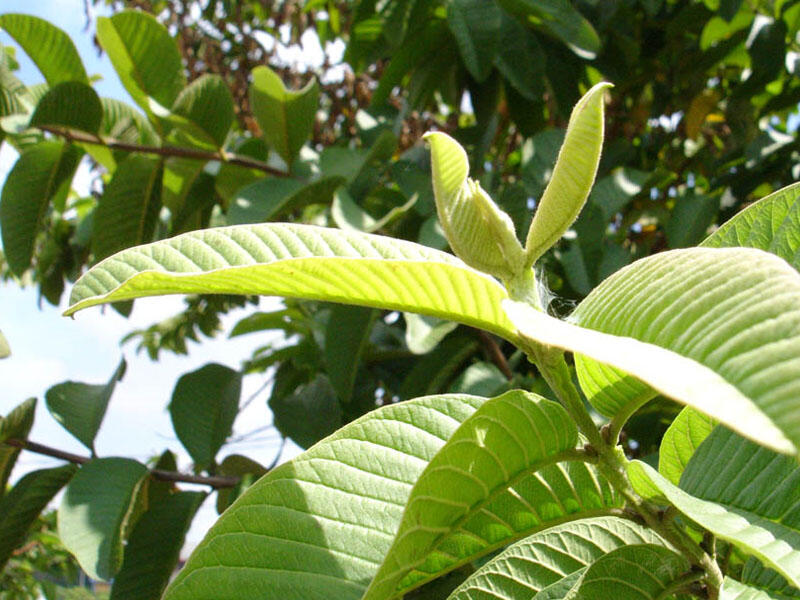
(169, 74), (234, 149)
(658, 407), (715, 485)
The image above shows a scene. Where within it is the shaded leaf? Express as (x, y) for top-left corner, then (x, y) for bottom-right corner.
(110, 491), (206, 600)
(58, 457), (149, 581)
(92, 154), (163, 261)
(447, 0), (502, 82)
(0, 141), (82, 274)
(227, 175), (344, 225)
(494, 13), (545, 101)
(0, 464), (76, 571)
(169, 363), (242, 472)
(249, 66), (319, 166)
(0, 397), (36, 497)
(29, 81), (102, 134)
(65, 224), (519, 345)
(215, 454), (268, 514)
(0, 14), (87, 85)
(270, 373), (342, 449)
(404, 313), (459, 355)
(628, 460), (800, 587)
(448, 516), (667, 600)
(741, 557), (800, 599)
(325, 305), (376, 403)
(44, 359), (126, 453)
(170, 74), (234, 148)
(96, 11), (186, 115)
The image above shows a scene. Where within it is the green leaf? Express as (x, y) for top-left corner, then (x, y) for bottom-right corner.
(666, 189), (720, 248)
(720, 577), (777, 600)
(0, 141), (82, 274)
(58, 457), (149, 581)
(0, 398), (36, 496)
(0, 464), (76, 571)
(227, 175), (344, 225)
(566, 544), (690, 600)
(44, 359), (126, 453)
(0, 329), (8, 358)
(0, 14), (87, 85)
(404, 313), (459, 355)
(449, 516), (669, 600)
(248, 65), (319, 166)
(363, 390), (583, 600)
(496, 0), (601, 59)
(163, 394), (485, 600)
(64, 224), (519, 344)
(425, 131), (526, 281)
(169, 74), (234, 149)
(524, 82), (611, 266)
(702, 182), (800, 271)
(400, 333), (480, 399)
(215, 454), (267, 514)
(494, 13), (545, 101)
(508, 245), (800, 456)
(96, 11), (186, 115)
(447, 0), (502, 82)
(92, 154), (163, 261)
(325, 305), (375, 403)
(109, 491), (206, 600)
(741, 558), (800, 599)
(29, 81), (103, 134)
(330, 188), (417, 233)
(658, 407), (716, 485)
(628, 460), (800, 587)
(269, 373), (342, 449)
(169, 363), (242, 472)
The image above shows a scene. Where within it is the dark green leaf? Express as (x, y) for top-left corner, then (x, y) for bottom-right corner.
(44, 359), (126, 452)
(494, 13), (545, 101)
(0, 14), (87, 85)
(215, 454), (268, 514)
(325, 304), (376, 403)
(29, 81), (102, 134)
(58, 457), (149, 581)
(269, 373), (342, 448)
(92, 155), (163, 261)
(0, 141), (82, 274)
(170, 74), (234, 148)
(248, 66), (319, 167)
(0, 464), (76, 571)
(666, 190), (720, 248)
(741, 557), (800, 599)
(447, 0), (502, 82)
(169, 363), (242, 472)
(96, 11), (186, 114)
(0, 397), (36, 497)
(110, 491), (206, 600)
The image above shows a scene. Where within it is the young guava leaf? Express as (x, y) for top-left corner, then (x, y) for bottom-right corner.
(0, 14), (88, 85)
(58, 457), (150, 581)
(628, 460), (800, 587)
(425, 131), (526, 281)
(64, 223), (518, 343)
(524, 82), (611, 267)
(45, 358), (126, 453)
(658, 406), (715, 485)
(449, 516), (669, 600)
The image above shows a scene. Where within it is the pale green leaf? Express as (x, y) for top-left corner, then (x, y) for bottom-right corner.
(325, 305), (375, 403)
(533, 570), (583, 600)
(447, 0), (502, 82)
(0, 398), (36, 496)
(169, 363), (242, 472)
(92, 154), (163, 261)
(449, 361), (508, 396)
(331, 188), (417, 233)
(45, 359), (126, 453)
(507, 246), (800, 456)
(0, 464), (76, 571)
(110, 491), (206, 600)
(449, 516), (669, 600)
(58, 457), (149, 581)
(0, 329), (8, 358)
(64, 224), (518, 344)
(29, 81), (102, 134)
(163, 394), (487, 600)
(363, 390), (583, 599)
(227, 175), (344, 225)
(627, 460), (800, 587)
(96, 11), (186, 116)
(404, 313), (459, 355)
(100, 96), (159, 145)
(721, 577), (777, 600)
(566, 544), (690, 600)
(169, 74), (234, 149)
(0, 14), (87, 85)
(658, 407), (716, 485)
(702, 181), (800, 271)
(249, 65), (319, 166)
(524, 82), (611, 266)
(425, 131), (525, 281)
(0, 141), (82, 274)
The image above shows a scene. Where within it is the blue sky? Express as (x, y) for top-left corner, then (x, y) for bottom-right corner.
(1, 0), (297, 548)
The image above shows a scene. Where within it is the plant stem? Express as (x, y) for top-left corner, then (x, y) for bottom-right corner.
(475, 329), (513, 380)
(39, 125), (289, 177)
(4, 438), (242, 489)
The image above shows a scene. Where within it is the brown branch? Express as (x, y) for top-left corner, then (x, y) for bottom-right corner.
(474, 330), (513, 380)
(39, 126), (290, 178)
(4, 438), (241, 489)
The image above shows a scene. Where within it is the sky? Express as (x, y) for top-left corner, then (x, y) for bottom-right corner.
(0, 0), (301, 550)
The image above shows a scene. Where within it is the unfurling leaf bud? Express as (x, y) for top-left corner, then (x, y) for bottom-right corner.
(424, 131), (525, 283)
